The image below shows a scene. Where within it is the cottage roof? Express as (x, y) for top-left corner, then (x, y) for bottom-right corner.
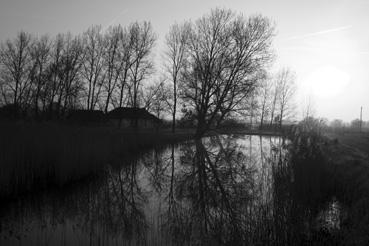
(107, 107), (160, 121)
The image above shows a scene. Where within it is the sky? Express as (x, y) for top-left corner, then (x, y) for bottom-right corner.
(0, 0), (368, 122)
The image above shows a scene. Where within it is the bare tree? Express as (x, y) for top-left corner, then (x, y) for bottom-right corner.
(164, 22), (190, 132)
(117, 26), (135, 108)
(29, 35), (51, 116)
(246, 89), (260, 127)
(181, 9), (275, 137)
(43, 34), (65, 116)
(143, 79), (170, 119)
(128, 22), (156, 108)
(258, 75), (271, 129)
(82, 25), (105, 110)
(276, 68), (296, 127)
(269, 76), (280, 126)
(102, 26), (124, 113)
(0, 31), (32, 113)
(302, 94), (315, 119)
(58, 33), (84, 113)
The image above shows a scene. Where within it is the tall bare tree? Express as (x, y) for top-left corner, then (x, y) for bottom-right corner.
(103, 26), (124, 113)
(117, 26), (134, 108)
(128, 21), (156, 108)
(269, 76), (280, 126)
(43, 34), (65, 116)
(58, 33), (84, 113)
(258, 74), (271, 128)
(276, 68), (296, 127)
(143, 78), (170, 119)
(246, 89), (260, 127)
(0, 31), (32, 113)
(29, 35), (51, 116)
(164, 22), (190, 132)
(302, 94), (315, 119)
(181, 9), (275, 137)
(82, 25), (105, 110)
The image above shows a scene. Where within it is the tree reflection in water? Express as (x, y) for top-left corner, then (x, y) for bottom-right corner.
(0, 134), (338, 245)
(154, 135), (285, 245)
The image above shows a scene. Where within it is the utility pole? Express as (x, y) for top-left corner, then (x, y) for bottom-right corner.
(360, 106), (363, 132)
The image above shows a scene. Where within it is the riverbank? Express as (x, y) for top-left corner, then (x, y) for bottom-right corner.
(214, 128), (283, 136)
(322, 132), (369, 244)
(0, 122), (284, 199)
(0, 122), (194, 199)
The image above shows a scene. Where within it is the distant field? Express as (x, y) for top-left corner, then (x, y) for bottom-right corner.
(326, 132), (369, 157)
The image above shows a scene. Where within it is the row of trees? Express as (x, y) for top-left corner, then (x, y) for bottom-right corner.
(330, 118), (369, 131)
(253, 68), (296, 128)
(0, 22), (156, 117)
(0, 8), (297, 136)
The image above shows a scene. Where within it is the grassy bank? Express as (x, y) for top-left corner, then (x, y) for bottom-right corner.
(323, 132), (369, 244)
(0, 122), (195, 199)
(288, 124), (369, 244)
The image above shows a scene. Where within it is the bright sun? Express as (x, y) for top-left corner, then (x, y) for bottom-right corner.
(304, 66), (350, 99)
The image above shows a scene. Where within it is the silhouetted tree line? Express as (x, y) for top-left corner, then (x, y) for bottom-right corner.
(0, 8), (296, 136)
(0, 22), (156, 119)
(327, 118), (369, 133)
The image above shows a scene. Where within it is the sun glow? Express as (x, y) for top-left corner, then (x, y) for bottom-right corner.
(304, 66), (350, 99)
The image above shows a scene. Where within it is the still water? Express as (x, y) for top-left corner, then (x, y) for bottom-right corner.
(0, 135), (341, 245)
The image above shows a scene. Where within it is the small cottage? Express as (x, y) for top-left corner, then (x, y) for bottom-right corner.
(107, 107), (161, 128)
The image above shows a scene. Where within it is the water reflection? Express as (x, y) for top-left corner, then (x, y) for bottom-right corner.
(0, 135), (339, 245)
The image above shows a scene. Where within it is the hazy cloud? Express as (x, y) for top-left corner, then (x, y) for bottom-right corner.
(284, 25), (352, 41)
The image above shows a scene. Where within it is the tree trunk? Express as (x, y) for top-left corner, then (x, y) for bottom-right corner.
(260, 109), (264, 129)
(172, 78), (177, 133)
(195, 116), (206, 139)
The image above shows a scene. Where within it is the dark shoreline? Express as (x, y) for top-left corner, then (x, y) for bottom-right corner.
(0, 122), (284, 199)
